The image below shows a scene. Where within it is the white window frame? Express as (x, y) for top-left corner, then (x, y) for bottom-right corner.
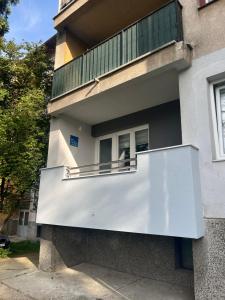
(210, 81), (225, 159)
(95, 124), (149, 164)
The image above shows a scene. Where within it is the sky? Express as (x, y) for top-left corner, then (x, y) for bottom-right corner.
(6, 0), (58, 43)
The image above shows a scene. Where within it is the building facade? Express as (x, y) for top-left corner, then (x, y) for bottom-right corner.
(37, 0), (225, 298)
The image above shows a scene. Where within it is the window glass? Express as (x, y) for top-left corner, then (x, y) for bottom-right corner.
(135, 129), (149, 152)
(219, 89), (225, 154)
(19, 212), (24, 226)
(199, 0), (216, 7)
(215, 86), (225, 157)
(99, 138), (112, 171)
(119, 134), (130, 167)
(24, 212), (29, 226)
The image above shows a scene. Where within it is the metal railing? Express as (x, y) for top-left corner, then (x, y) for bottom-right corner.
(67, 158), (137, 178)
(52, 0), (183, 99)
(60, 0), (74, 10)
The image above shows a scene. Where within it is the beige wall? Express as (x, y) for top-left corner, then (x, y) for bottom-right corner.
(181, 0), (225, 59)
(47, 115), (95, 168)
(54, 30), (87, 69)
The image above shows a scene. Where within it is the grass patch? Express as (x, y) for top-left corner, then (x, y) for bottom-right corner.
(10, 240), (40, 256)
(0, 240), (40, 259)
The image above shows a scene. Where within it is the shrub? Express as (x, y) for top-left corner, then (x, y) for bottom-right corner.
(0, 247), (11, 258)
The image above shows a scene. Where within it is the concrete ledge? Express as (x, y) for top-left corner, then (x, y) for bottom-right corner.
(48, 41), (192, 115)
(54, 0), (88, 28)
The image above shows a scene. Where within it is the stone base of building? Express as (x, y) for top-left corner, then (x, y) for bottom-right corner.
(39, 218), (225, 297)
(193, 218), (225, 300)
(39, 225), (193, 288)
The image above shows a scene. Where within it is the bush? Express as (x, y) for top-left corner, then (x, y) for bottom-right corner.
(0, 247), (11, 258)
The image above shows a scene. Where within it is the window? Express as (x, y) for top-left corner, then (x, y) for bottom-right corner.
(199, 0), (217, 8)
(18, 211), (29, 226)
(212, 84), (225, 158)
(24, 212), (29, 226)
(135, 129), (149, 152)
(175, 238), (193, 270)
(118, 134), (130, 168)
(96, 125), (149, 170)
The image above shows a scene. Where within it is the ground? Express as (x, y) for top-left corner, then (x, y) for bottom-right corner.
(0, 248), (194, 300)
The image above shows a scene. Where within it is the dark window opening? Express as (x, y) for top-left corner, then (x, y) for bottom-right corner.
(36, 225), (42, 238)
(175, 238), (193, 270)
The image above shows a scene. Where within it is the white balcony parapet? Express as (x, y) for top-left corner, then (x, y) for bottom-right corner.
(37, 145), (204, 239)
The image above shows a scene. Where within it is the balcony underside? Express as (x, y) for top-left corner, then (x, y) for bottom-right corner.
(37, 145), (204, 239)
(49, 41), (191, 123)
(55, 0), (170, 46)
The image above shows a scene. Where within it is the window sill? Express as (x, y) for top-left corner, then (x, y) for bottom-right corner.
(212, 158), (225, 163)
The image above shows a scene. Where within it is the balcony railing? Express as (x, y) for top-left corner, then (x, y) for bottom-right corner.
(60, 0), (74, 10)
(68, 158), (137, 178)
(52, 0), (183, 99)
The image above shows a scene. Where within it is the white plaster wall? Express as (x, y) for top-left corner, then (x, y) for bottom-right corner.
(37, 145), (204, 239)
(179, 47), (225, 218)
(47, 115), (95, 168)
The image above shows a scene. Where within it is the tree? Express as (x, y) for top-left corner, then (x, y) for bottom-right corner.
(0, 0), (19, 37)
(0, 39), (53, 231)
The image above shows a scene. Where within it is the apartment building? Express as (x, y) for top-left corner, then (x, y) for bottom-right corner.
(37, 0), (225, 298)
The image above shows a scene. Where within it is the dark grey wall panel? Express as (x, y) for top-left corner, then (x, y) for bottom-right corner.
(92, 100), (182, 149)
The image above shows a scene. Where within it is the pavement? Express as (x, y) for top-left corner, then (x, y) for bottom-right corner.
(0, 254), (194, 300)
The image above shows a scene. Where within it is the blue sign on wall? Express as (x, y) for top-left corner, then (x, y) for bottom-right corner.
(70, 135), (79, 147)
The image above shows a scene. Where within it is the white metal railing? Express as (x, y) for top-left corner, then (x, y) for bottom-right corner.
(60, 0), (74, 10)
(67, 158), (137, 178)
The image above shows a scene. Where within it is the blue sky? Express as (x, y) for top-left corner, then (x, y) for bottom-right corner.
(6, 0), (58, 43)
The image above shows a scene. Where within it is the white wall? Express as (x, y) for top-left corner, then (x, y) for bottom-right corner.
(47, 115), (95, 169)
(179, 47), (225, 218)
(37, 145), (204, 239)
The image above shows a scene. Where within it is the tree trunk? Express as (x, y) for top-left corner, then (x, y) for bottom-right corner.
(0, 212), (13, 233)
(0, 177), (5, 210)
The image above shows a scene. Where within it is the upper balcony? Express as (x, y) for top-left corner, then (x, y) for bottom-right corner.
(51, 1), (190, 106)
(59, 0), (74, 11)
(55, 0), (174, 44)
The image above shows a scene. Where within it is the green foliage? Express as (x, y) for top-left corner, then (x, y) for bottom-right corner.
(0, 0), (19, 37)
(0, 240), (40, 258)
(0, 247), (11, 258)
(0, 39), (53, 214)
(10, 240), (40, 256)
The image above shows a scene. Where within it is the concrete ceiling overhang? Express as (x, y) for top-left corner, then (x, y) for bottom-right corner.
(54, 0), (169, 46)
(58, 69), (179, 125)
